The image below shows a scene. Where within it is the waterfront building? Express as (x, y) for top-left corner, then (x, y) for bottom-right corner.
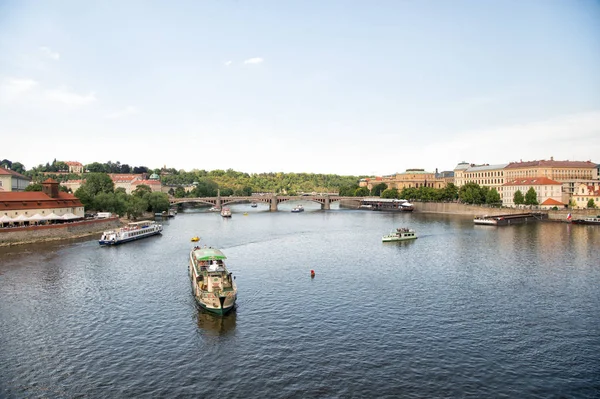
(457, 163), (508, 195)
(504, 158), (598, 203)
(435, 170), (455, 186)
(0, 167), (31, 192)
(453, 162), (471, 188)
(0, 179), (84, 223)
(360, 169), (446, 191)
(572, 183), (600, 209)
(501, 177), (564, 209)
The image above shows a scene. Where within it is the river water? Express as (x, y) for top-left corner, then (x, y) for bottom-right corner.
(1, 202), (599, 398)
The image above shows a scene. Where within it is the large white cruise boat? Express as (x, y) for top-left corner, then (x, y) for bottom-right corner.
(99, 220), (163, 246)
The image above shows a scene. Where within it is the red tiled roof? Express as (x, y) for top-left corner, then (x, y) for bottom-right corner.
(0, 168), (31, 180)
(503, 177), (562, 186)
(584, 185), (600, 196)
(541, 198), (564, 206)
(505, 160), (597, 169)
(43, 178), (58, 184)
(65, 161), (83, 166)
(0, 191), (83, 211)
(132, 180), (161, 185)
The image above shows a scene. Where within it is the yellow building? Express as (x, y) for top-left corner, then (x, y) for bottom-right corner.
(0, 167), (31, 192)
(361, 169), (446, 191)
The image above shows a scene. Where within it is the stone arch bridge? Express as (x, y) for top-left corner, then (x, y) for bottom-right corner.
(170, 195), (362, 211)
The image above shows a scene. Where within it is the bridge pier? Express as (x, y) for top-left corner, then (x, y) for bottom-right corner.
(323, 196), (330, 210)
(270, 195), (278, 211)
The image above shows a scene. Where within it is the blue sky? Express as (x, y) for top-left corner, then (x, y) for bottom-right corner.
(1, 0), (599, 176)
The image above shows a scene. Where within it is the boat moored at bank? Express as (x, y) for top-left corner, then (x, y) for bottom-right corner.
(382, 227), (417, 242)
(360, 198), (414, 212)
(189, 247), (237, 315)
(99, 220), (162, 246)
(571, 216), (600, 225)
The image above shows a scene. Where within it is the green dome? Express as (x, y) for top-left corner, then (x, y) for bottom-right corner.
(149, 173), (160, 180)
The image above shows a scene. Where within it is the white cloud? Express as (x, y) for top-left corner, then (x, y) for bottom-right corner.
(105, 106), (139, 119)
(0, 77), (96, 107)
(243, 57), (263, 64)
(224, 60), (232, 67)
(44, 88), (96, 106)
(39, 46), (60, 60)
(0, 77), (38, 103)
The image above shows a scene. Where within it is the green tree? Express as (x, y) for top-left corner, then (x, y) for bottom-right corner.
(355, 187), (370, 196)
(85, 162), (106, 173)
(441, 183), (458, 201)
(524, 187), (538, 205)
(485, 188), (501, 206)
(371, 183), (388, 196)
(25, 183), (43, 191)
(126, 195), (148, 219)
(192, 178), (219, 197)
(458, 182), (485, 204)
(147, 192), (170, 213)
(513, 190), (525, 205)
(80, 173), (114, 196)
(11, 162), (25, 174)
(400, 187), (418, 200)
(339, 184), (359, 196)
(587, 199), (597, 209)
(174, 187), (187, 198)
(381, 188), (399, 199)
(132, 184), (152, 198)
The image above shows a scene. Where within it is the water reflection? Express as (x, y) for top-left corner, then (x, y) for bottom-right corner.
(195, 307), (237, 337)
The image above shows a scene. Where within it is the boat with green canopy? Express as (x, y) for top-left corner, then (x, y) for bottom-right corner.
(189, 246), (237, 315)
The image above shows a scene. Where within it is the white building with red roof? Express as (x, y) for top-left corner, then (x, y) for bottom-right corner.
(65, 161), (84, 174)
(0, 179), (84, 224)
(502, 177), (565, 208)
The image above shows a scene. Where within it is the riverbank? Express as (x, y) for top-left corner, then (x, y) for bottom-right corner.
(412, 201), (597, 222)
(0, 217), (122, 247)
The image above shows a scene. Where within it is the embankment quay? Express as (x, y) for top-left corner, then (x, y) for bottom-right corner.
(410, 201), (597, 222)
(0, 217), (121, 246)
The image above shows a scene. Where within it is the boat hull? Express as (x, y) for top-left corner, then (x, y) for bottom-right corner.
(382, 236), (417, 242)
(193, 296), (236, 315)
(571, 219), (600, 225)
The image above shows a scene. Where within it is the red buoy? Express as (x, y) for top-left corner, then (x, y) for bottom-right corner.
(310, 269), (315, 278)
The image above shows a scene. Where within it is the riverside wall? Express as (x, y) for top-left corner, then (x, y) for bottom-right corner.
(413, 201), (598, 221)
(0, 217), (122, 247)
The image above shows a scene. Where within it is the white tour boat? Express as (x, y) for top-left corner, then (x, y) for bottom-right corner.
(382, 227), (417, 242)
(221, 207), (232, 217)
(189, 246), (237, 315)
(99, 220), (163, 246)
(291, 205), (304, 213)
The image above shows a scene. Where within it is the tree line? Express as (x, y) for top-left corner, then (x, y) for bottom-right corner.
(74, 174), (170, 219)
